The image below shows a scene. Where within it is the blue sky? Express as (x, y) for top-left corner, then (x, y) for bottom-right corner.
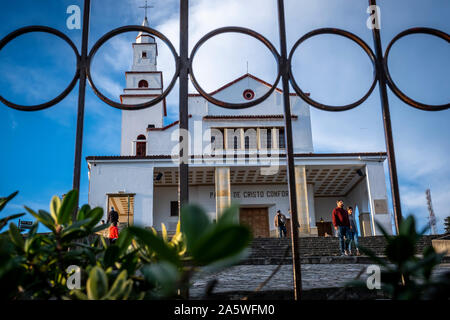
(0, 0), (449, 233)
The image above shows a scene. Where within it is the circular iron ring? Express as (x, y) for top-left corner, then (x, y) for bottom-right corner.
(87, 25), (180, 110)
(0, 26), (80, 111)
(189, 27), (281, 109)
(384, 27), (449, 111)
(288, 28), (377, 111)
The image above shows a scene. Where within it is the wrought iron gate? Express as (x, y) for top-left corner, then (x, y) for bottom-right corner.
(0, 0), (448, 299)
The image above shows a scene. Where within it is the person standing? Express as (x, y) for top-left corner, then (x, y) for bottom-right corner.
(332, 200), (350, 256)
(109, 221), (119, 244)
(347, 206), (360, 256)
(274, 210), (287, 238)
(107, 206), (119, 224)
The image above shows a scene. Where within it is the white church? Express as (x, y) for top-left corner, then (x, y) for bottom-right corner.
(86, 17), (393, 238)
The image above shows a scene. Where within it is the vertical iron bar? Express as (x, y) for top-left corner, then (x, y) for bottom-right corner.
(369, 0), (402, 233)
(277, 0), (302, 300)
(72, 0), (91, 221)
(179, 0), (189, 210)
(178, 0), (190, 300)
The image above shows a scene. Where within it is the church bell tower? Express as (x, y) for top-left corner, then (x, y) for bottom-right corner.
(120, 13), (166, 156)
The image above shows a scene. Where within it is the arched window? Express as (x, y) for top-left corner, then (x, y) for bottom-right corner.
(245, 136), (250, 150)
(138, 80), (148, 88)
(136, 134), (146, 156)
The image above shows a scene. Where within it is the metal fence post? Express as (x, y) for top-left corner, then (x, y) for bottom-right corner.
(369, 0), (403, 233)
(72, 0), (91, 220)
(277, 0), (303, 300)
(179, 0), (189, 211)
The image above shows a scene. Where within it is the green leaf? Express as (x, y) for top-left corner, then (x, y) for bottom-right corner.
(50, 195), (61, 223)
(63, 218), (95, 232)
(128, 226), (180, 266)
(0, 191), (19, 212)
(399, 216), (416, 237)
(77, 204), (91, 221)
(180, 204), (211, 251)
(105, 270), (128, 299)
(0, 213), (25, 231)
(60, 228), (87, 242)
(85, 207), (103, 229)
(92, 223), (110, 233)
(161, 223), (168, 242)
(386, 235), (416, 264)
(70, 290), (88, 300)
(25, 207), (56, 233)
(87, 266), (109, 300)
(8, 222), (24, 251)
(143, 261), (179, 297)
(192, 225), (252, 265)
(58, 190), (78, 225)
(116, 228), (133, 256)
(104, 245), (120, 268)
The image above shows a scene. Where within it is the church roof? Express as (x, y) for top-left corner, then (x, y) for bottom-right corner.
(86, 152), (387, 161)
(188, 73), (310, 97)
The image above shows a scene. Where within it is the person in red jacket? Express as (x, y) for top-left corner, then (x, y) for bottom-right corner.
(332, 200), (350, 256)
(109, 221), (119, 244)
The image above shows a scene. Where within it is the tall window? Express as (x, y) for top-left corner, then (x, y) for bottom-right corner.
(142, 51), (147, 58)
(234, 136), (238, 150)
(267, 129), (272, 150)
(245, 136), (250, 150)
(138, 80), (148, 88)
(279, 128), (286, 149)
(136, 134), (146, 156)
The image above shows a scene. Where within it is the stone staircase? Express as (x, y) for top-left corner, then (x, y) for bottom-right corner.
(241, 235), (444, 265)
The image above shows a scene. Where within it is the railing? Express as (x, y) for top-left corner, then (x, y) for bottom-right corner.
(0, 0), (448, 300)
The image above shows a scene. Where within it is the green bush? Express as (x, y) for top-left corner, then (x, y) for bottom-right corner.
(0, 190), (251, 300)
(349, 216), (450, 300)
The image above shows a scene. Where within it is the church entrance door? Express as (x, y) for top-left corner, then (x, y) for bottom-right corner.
(107, 193), (135, 229)
(239, 207), (270, 238)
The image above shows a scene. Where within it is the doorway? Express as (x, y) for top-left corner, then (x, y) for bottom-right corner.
(239, 207), (270, 238)
(107, 193), (135, 228)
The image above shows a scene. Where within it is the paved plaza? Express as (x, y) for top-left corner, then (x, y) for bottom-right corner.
(190, 263), (450, 299)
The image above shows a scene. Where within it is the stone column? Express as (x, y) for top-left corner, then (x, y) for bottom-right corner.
(215, 167), (231, 219)
(365, 162), (392, 235)
(294, 165), (311, 234)
(271, 127), (279, 149)
(307, 183), (318, 236)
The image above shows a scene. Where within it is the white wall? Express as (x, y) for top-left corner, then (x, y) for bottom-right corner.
(121, 99), (164, 155)
(153, 184), (293, 233)
(89, 162), (154, 227)
(314, 197), (346, 224)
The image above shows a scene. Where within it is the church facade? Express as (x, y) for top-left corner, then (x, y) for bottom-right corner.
(86, 19), (393, 237)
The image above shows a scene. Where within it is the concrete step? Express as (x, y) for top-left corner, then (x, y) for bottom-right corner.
(243, 235), (444, 264)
